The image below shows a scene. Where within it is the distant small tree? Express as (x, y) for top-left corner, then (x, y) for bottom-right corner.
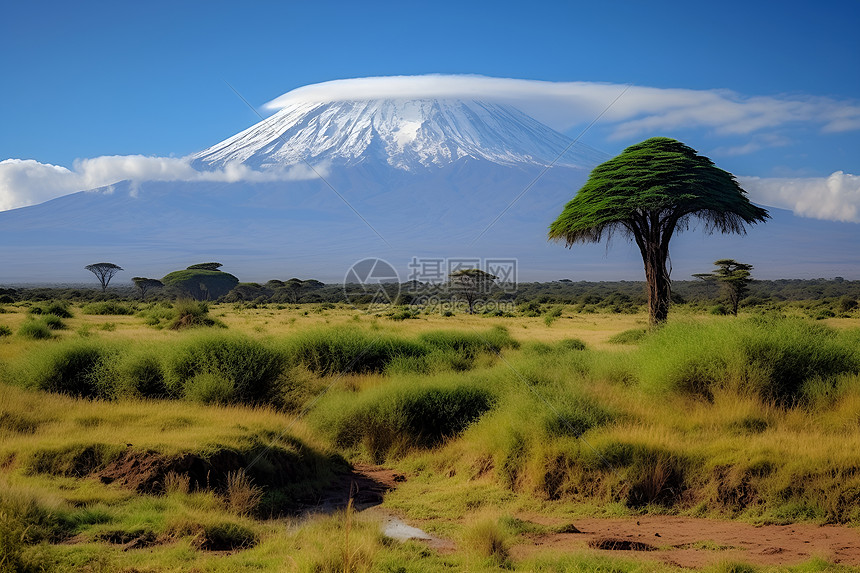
(85, 262), (123, 292)
(187, 262), (223, 271)
(707, 259), (754, 316)
(132, 277), (163, 300)
(449, 269), (497, 314)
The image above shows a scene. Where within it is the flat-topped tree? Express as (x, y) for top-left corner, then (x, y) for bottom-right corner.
(85, 262), (123, 292)
(132, 277), (163, 300)
(710, 259), (755, 316)
(549, 137), (769, 325)
(449, 268), (497, 314)
(186, 262), (222, 271)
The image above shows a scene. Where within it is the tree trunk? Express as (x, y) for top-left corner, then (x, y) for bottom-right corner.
(642, 242), (671, 325)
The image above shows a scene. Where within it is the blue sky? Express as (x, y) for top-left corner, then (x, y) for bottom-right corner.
(1, 0), (859, 219)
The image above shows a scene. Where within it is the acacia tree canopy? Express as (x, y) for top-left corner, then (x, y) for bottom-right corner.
(449, 268), (497, 314)
(709, 258), (755, 316)
(132, 277), (164, 300)
(187, 262), (223, 271)
(85, 262), (123, 292)
(548, 137), (769, 325)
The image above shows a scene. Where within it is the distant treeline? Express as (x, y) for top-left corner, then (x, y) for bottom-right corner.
(2, 277), (859, 310)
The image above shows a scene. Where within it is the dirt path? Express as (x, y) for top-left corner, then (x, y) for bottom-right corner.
(511, 514), (860, 568)
(316, 466), (860, 568)
(302, 463), (406, 513)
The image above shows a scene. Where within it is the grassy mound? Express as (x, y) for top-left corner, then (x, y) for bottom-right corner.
(636, 318), (859, 403)
(164, 333), (286, 406)
(313, 378), (496, 462)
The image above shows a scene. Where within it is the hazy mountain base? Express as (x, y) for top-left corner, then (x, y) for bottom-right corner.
(0, 162), (858, 284)
(1, 304), (860, 571)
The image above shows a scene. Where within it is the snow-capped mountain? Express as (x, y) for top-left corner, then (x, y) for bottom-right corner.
(191, 99), (606, 171)
(1, 89), (856, 284)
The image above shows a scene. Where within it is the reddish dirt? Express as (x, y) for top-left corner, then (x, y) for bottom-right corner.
(510, 515), (860, 568)
(98, 448), (246, 493)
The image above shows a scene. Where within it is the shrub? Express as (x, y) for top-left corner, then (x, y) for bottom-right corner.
(98, 351), (167, 399)
(20, 340), (114, 398)
(0, 325), (12, 337)
(81, 301), (135, 315)
(710, 304), (729, 315)
(28, 301), (73, 318)
(558, 338), (587, 351)
(543, 394), (615, 437)
(607, 328), (648, 345)
(287, 328), (427, 376)
(184, 371), (235, 404)
(42, 314), (66, 330)
(169, 299), (222, 330)
(388, 309), (419, 321)
(637, 318), (859, 404)
(419, 327), (518, 356)
(165, 334), (286, 406)
(838, 296), (858, 313)
(18, 320), (53, 340)
(317, 382), (495, 462)
(137, 302), (175, 327)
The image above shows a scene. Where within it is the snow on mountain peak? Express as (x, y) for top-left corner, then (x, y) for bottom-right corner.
(191, 98), (602, 171)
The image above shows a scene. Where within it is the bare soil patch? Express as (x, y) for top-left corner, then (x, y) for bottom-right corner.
(512, 515), (860, 568)
(306, 462), (406, 512)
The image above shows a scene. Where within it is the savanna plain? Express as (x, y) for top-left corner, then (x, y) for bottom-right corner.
(2, 298), (860, 572)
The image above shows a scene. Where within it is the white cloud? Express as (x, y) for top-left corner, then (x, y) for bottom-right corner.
(711, 134), (792, 157)
(265, 75), (860, 139)
(0, 159), (77, 211)
(0, 155), (321, 211)
(740, 172), (860, 223)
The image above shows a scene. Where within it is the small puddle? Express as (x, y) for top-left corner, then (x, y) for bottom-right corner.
(362, 507), (454, 552)
(381, 514), (434, 542)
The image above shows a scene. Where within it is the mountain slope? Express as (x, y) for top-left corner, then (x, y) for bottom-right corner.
(191, 99), (606, 171)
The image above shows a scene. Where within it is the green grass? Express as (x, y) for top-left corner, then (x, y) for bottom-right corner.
(163, 333), (286, 405)
(608, 327), (648, 344)
(635, 317), (859, 403)
(2, 309), (860, 571)
(312, 376), (496, 462)
(80, 301), (136, 315)
(17, 318), (54, 340)
(27, 301), (73, 318)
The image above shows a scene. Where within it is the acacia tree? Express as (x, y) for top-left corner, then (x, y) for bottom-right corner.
(709, 259), (754, 316)
(132, 277), (163, 300)
(549, 138), (769, 325)
(85, 262), (123, 292)
(449, 269), (497, 314)
(187, 262), (223, 271)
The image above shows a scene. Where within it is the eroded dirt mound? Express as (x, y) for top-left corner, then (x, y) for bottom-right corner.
(98, 449), (245, 493)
